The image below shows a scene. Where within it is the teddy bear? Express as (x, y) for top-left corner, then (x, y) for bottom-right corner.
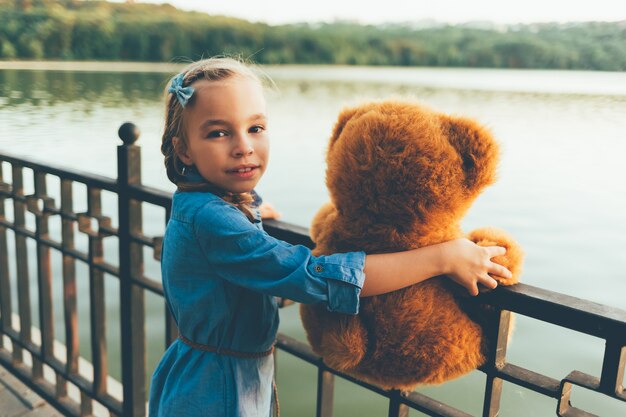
(300, 100), (524, 391)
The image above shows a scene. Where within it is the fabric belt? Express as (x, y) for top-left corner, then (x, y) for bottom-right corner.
(178, 334), (275, 358)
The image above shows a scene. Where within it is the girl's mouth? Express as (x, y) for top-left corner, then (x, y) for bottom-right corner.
(227, 166), (259, 178)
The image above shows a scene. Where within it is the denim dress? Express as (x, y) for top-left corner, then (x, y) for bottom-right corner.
(148, 190), (366, 417)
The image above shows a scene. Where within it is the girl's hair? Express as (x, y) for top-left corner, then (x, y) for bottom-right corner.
(161, 57), (264, 221)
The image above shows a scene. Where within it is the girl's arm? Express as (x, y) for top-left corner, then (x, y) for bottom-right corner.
(361, 238), (510, 297)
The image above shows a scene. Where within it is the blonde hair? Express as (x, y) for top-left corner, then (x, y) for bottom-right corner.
(161, 57), (265, 221)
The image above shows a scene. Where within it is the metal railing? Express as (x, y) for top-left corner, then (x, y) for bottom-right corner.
(0, 123), (624, 417)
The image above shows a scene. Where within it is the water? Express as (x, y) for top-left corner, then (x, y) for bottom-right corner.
(1, 64), (625, 416)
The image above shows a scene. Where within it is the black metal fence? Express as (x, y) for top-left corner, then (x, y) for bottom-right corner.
(0, 123), (624, 417)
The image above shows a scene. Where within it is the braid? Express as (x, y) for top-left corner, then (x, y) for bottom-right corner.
(177, 181), (256, 222)
(224, 191), (256, 221)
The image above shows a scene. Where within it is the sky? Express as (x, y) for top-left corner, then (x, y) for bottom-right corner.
(138, 0), (626, 25)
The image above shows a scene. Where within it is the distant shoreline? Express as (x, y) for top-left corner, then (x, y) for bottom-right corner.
(2, 60), (624, 75)
(0, 60), (186, 73)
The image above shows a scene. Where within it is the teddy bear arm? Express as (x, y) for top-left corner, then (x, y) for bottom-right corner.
(310, 202), (341, 255)
(467, 227), (524, 286)
(300, 303), (368, 372)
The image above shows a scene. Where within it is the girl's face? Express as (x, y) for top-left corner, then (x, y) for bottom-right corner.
(175, 76), (269, 194)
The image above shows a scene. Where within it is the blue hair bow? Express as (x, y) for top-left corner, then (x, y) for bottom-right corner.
(168, 73), (194, 107)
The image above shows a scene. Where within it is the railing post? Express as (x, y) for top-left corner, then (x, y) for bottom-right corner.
(388, 390), (409, 417)
(85, 187), (108, 398)
(316, 368), (335, 417)
(60, 179), (79, 377)
(599, 342), (625, 396)
(12, 164), (30, 366)
(0, 163), (11, 351)
(32, 171), (54, 368)
(118, 122), (146, 417)
(482, 309), (512, 417)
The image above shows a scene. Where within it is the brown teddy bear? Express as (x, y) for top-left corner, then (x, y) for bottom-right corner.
(300, 100), (523, 390)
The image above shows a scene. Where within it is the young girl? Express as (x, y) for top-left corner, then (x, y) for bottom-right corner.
(148, 57), (512, 417)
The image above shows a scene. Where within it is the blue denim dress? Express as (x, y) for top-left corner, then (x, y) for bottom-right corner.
(148, 190), (366, 417)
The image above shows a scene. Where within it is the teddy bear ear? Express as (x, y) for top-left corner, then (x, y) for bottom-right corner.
(440, 115), (500, 193)
(329, 103), (380, 149)
(328, 106), (361, 148)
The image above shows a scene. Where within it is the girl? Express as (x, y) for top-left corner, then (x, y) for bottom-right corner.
(148, 57), (512, 417)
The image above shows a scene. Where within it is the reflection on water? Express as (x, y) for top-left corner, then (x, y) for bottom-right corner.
(1, 65), (625, 416)
(0, 69), (165, 105)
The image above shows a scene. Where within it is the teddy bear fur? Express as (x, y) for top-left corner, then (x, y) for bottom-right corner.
(299, 100), (523, 391)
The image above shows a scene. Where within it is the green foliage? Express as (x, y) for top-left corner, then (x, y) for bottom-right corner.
(0, 0), (624, 70)
(0, 39), (16, 58)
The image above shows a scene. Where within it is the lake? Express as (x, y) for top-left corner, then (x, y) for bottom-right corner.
(1, 62), (625, 416)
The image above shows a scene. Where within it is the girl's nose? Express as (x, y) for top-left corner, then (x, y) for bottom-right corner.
(232, 135), (254, 158)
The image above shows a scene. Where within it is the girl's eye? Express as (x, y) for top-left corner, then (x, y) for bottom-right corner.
(207, 130), (227, 138)
(250, 125), (265, 134)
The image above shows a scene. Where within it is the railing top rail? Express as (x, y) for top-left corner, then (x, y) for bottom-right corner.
(479, 283), (626, 341)
(0, 150), (117, 192)
(127, 183), (172, 208)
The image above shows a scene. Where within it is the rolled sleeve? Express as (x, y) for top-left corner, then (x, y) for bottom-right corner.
(307, 251), (366, 314)
(192, 199), (366, 314)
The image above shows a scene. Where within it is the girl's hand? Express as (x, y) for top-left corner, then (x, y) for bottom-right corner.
(440, 238), (512, 296)
(259, 202), (282, 220)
